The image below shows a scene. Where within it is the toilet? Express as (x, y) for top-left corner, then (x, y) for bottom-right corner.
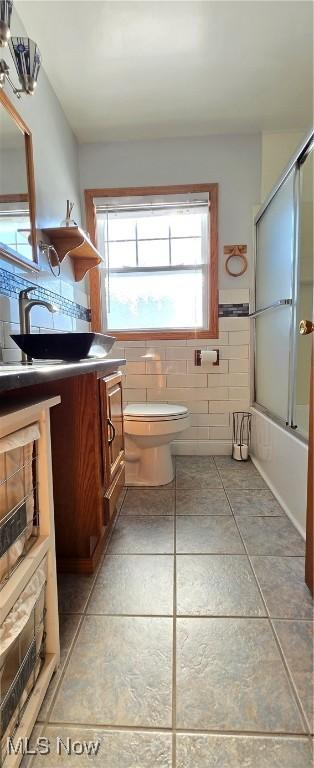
(124, 403), (191, 486)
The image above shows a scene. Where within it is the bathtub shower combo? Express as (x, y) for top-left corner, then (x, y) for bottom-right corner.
(251, 131), (313, 535)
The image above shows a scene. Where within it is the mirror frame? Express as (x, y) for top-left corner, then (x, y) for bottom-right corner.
(0, 90), (39, 269)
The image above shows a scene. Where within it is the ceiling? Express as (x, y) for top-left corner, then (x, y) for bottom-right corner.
(17, 1), (313, 144)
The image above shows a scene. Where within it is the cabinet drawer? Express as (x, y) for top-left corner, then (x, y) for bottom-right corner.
(103, 462), (125, 524)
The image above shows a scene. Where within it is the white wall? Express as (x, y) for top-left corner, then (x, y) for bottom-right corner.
(0, 7), (81, 231)
(79, 133), (261, 290)
(261, 131), (304, 201)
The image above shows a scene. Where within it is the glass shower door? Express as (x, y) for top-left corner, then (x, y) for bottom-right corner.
(293, 147), (313, 438)
(254, 168), (296, 423)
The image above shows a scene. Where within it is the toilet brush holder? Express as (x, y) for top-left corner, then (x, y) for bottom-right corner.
(232, 411), (251, 461)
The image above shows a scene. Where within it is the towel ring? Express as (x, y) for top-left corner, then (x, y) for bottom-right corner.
(225, 246), (248, 277)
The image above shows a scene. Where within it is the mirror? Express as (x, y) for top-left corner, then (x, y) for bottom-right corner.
(0, 91), (38, 266)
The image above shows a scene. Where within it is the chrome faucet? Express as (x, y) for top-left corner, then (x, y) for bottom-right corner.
(19, 287), (58, 364)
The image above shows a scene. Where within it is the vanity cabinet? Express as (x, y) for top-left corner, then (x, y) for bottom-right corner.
(100, 374), (125, 525)
(9, 368), (125, 574)
(51, 369), (125, 573)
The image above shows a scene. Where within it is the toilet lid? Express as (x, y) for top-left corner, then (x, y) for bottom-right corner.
(124, 403), (189, 422)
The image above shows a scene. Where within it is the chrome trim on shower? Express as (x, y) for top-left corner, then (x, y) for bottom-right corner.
(254, 129), (314, 225)
(288, 164), (301, 430)
(248, 298), (292, 319)
(252, 127), (314, 442)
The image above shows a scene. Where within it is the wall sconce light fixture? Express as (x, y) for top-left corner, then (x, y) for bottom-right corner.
(0, 1), (41, 97)
(0, 0), (13, 46)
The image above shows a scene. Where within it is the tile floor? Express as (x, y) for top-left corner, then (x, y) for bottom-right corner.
(27, 457), (313, 767)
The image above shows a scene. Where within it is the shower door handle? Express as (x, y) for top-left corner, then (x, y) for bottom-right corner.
(299, 320), (314, 335)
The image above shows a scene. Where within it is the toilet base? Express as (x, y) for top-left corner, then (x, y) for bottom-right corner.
(125, 440), (174, 486)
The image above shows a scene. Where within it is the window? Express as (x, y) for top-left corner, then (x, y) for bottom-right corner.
(86, 185), (218, 339)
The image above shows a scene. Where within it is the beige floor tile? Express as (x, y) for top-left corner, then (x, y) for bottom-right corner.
(108, 516), (174, 554)
(38, 614), (82, 720)
(121, 488), (175, 516)
(175, 456), (222, 490)
(51, 616), (173, 728)
(219, 471), (268, 490)
(87, 555), (174, 615)
(176, 456), (216, 470)
(251, 557), (313, 618)
(176, 489), (231, 515)
(227, 489), (283, 516)
(57, 573), (96, 614)
(214, 456), (255, 470)
(176, 555), (265, 616)
(176, 734), (312, 768)
(274, 620), (313, 732)
(32, 726), (172, 766)
(126, 479), (175, 490)
(176, 618), (304, 732)
(176, 516), (244, 554)
(237, 518), (305, 556)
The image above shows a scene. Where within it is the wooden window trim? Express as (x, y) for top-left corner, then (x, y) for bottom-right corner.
(85, 183), (218, 340)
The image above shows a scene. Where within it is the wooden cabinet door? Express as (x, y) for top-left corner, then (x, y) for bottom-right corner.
(100, 373), (124, 487)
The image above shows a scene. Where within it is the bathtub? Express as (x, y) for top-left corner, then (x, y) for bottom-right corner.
(294, 404), (310, 440)
(250, 407), (308, 538)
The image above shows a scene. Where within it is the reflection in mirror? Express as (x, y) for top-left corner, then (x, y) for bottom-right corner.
(0, 96), (33, 262)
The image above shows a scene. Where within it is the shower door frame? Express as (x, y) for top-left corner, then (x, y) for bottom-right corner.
(251, 128), (314, 443)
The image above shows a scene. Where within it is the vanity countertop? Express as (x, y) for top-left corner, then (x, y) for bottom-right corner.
(0, 358), (126, 392)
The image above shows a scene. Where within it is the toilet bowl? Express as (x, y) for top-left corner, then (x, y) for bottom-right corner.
(124, 403), (191, 486)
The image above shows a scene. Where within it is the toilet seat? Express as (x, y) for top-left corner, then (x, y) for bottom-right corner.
(124, 403), (189, 422)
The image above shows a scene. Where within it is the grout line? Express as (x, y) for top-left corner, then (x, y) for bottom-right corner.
(104, 552), (304, 560)
(37, 614), (84, 727)
(59, 611), (311, 622)
(270, 620), (313, 735)
(172, 470), (177, 768)
(101, 552), (174, 556)
(83, 612), (175, 618)
(113, 514), (176, 519)
(175, 726), (311, 738)
(82, 612), (267, 619)
(94, 550), (306, 559)
(35, 720), (310, 738)
(250, 558), (312, 735)
(217, 465), (311, 737)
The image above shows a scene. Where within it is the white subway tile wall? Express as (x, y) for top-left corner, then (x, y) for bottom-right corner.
(115, 289), (251, 455)
(0, 276), (250, 456)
